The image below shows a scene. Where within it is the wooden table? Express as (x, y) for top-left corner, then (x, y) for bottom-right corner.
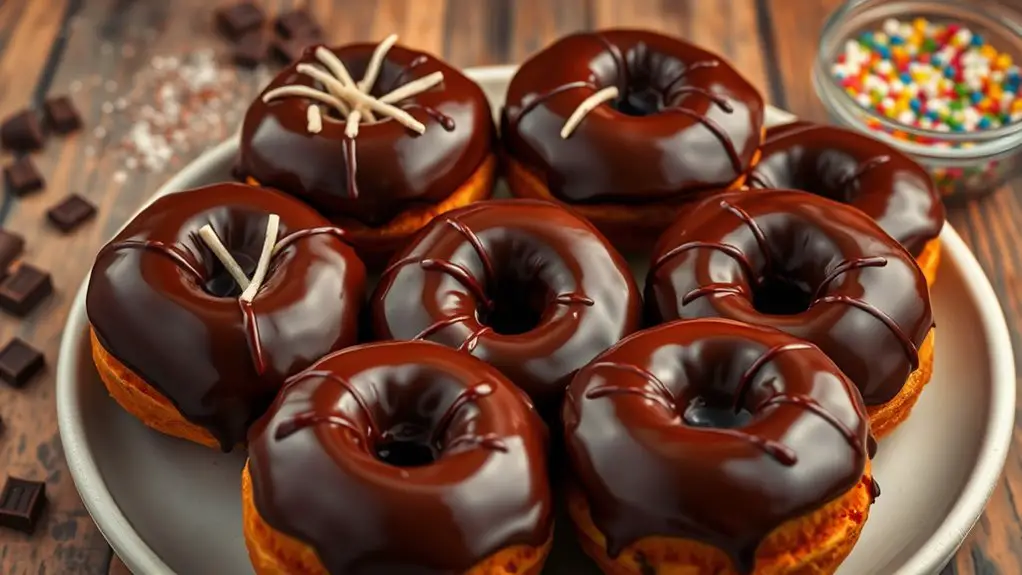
(0, 1), (1018, 573)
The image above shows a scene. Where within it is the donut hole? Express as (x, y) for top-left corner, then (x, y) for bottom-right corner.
(374, 422), (437, 467)
(613, 82), (665, 116)
(479, 271), (551, 336)
(203, 252), (258, 298)
(751, 275), (813, 316)
(682, 391), (754, 429)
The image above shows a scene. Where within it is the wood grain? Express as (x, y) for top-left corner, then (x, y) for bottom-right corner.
(0, 1), (1014, 573)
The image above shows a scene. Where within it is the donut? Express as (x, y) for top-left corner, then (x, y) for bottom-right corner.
(645, 189), (934, 439)
(242, 340), (553, 575)
(86, 183), (366, 451)
(237, 36), (497, 264)
(564, 318), (875, 575)
(369, 199), (642, 411)
(501, 29), (765, 250)
(747, 121), (945, 285)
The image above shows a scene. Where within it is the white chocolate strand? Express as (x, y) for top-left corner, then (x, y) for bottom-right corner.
(358, 33), (399, 94)
(379, 71), (444, 104)
(263, 36), (442, 136)
(240, 214), (281, 303)
(198, 225), (250, 290)
(307, 105), (323, 134)
(561, 86), (620, 139)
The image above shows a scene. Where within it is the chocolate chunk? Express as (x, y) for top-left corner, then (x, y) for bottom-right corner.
(0, 477), (46, 533)
(3, 157), (45, 197)
(233, 32), (268, 68)
(215, 2), (265, 40)
(0, 339), (44, 388)
(0, 110), (44, 152)
(271, 37), (312, 65)
(274, 9), (321, 40)
(42, 96), (82, 135)
(47, 194), (96, 233)
(0, 230), (25, 278)
(0, 265), (52, 317)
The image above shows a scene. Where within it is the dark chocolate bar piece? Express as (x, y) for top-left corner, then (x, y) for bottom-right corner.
(0, 477), (46, 533)
(0, 110), (44, 152)
(43, 96), (82, 135)
(3, 157), (45, 197)
(215, 2), (265, 40)
(233, 32), (268, 68)
(47, 194), (96, 233)
(0, 338), (44, 388)
(274, 9), (321, 40)
(0, 265), (52, 316)
(271, 37), (311, 65)
(0, 230), (25, 278)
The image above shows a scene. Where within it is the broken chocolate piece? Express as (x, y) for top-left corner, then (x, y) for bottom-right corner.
(0, 477), (46, 533)
(233, 32), (268, 68)
(215, 2), (265, 40)
(43, 96), (82, 135)
(274, 9), (321, 40)
(3, 157), (44, 197)
(0, 265), (52, 316)
(0, 230), (25, 278)
(0, 110), (44, 152)
(47, 194), (96, 233)
(0, 339), (44, 388)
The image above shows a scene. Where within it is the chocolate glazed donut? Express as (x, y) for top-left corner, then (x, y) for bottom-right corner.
(502, 29), (764, 204)
(245, 341), (553, 574)
(238, 42), (495, 226)
(747, 121), (945, 258)
(87, 183), (366, 450)
(564, 319), (873, 574)
(645, 189), (933, 407)
(370, 200), (642, 411)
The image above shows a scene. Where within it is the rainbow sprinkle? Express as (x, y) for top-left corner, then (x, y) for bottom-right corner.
(831, 17), (1022, 134)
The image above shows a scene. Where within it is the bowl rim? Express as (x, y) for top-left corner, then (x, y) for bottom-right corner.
(57, 64), (1016, 575)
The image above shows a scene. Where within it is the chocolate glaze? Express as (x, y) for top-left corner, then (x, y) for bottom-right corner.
(86, 183), (366, 450)
(564, 318), (872, 573)
(748, 121), (945, 256)
(248, 340), (552, 574)
(645, 189), (933, 405)
(370, 200), (642, 409)
(501, 29), (765, 204)
(239, 42), (495, 226)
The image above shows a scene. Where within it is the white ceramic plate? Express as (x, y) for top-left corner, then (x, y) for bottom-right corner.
(57, 66), (1016, 575)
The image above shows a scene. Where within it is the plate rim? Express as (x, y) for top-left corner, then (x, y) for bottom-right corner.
(56, 64), (1016, 575)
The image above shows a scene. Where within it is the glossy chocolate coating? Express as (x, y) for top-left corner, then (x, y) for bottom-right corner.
(248, 340), (552, 574)
(239, 42), (495, 226)
(564, 318), (871, 573)
(748, 121), (945, 257)
(370, 200), (642, 409)
(646, 189), (933, 405)
(501, 29), (764, 204)
(87, 183), (366, 450)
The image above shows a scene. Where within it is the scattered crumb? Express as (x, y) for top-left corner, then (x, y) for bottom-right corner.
(113, 171), (127, 183)
(101, 102), (114, 114)
(92, 126), (107, 139)
(69, 80), (82, 93)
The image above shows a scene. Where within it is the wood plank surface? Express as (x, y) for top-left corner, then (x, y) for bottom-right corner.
(0, 1), (1013, 573)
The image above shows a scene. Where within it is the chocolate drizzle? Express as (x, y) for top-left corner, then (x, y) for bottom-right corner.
(564, 319), (872, 573)
(501, 29), (765, 204)
(341, 137), (358, 199)
(86, 184), (366, 450)
(247, 340), (552, 574)
(646, 189), (933, 405)
(371, 199), (641, 408)
(749, 122), (944, 257)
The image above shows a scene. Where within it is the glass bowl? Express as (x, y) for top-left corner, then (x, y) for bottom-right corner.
(813, 0), (1022, 202)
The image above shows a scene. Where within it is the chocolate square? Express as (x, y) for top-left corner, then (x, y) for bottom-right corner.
(271, 37), (315, 65)
(0, 265), (52, 317)
(274, 9), (321, 40)
(47, 194), (96, 233)
(233, 32), (268, 68)
(3, 157), (45, 197)
(0, 339), (44, 388)
(215, 2), (265, 40)
(0, 230), (25, 278)
(43, 96), (82, 135)
(0, 477), (46, 533)
(0, 110), (44, 152)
